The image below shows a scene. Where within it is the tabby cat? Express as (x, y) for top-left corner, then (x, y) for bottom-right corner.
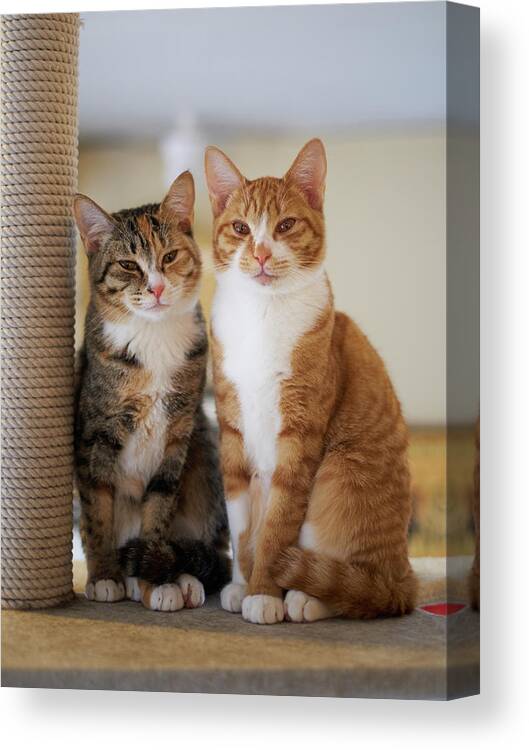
(73, 171), (230, 611)
(205, 140), (417, 625)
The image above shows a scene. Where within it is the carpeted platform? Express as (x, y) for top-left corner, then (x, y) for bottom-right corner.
(1, 558), (479, 699)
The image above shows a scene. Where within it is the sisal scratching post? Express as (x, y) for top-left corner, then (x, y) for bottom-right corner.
(1, 14), (80, 608)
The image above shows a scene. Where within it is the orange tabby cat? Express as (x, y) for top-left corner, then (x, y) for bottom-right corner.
(205, 139), (417, 625)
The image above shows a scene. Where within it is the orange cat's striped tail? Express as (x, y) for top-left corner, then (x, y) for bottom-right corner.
(272, 547), (418, 619)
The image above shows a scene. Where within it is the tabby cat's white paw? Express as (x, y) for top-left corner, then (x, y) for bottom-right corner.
(147, 583), (184, 612)
(177, 574), (205, 608)
(220, 582), (247, 613)
(85, 579), (125, 603)
(242, 594), (284, 625)
(125, 576), (141, 602)
(284, 590), (333, 623)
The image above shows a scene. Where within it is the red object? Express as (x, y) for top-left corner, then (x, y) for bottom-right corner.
(419, 602), (466, 616)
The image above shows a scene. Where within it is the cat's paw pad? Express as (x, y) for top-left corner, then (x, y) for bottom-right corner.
(284, 590), (332, 622)
(177, 574), (205, 608)
(147, 583), (184, 612)
(85, 579), (125, 603)
(125, 576), (141, 602)
(220, 582), (247, 613)
(242, 594), (285, 625)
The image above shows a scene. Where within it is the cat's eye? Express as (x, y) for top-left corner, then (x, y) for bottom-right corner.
(163, 250), (177, 265)
(118, 260), (139, 272)
(276, 218), (296, 234)
(233, 221), (250, 236)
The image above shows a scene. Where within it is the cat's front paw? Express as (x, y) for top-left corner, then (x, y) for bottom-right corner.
(177, 574), (205, 608)
(220, 582), (247, 613)
(284, 590), (333, 623)
(144, 583), (185, 612)
(242, 594), (284, 625)
(85, 579), (125, 602)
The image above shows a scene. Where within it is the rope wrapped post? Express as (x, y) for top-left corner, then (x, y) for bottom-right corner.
(1, 14), (80, 608)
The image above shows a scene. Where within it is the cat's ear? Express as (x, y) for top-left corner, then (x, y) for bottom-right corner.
(73, 195), (116, 255)
(204, 146), (245, 217)
(160, 170), (195, 233)
(285, 139), (327, 211)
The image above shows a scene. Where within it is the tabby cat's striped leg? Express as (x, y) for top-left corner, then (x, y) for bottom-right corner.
(140, 436), (191, 535)
(77, 405), (140, 603)
(137, 448), (188, 611)
(80, 484), (125, 602)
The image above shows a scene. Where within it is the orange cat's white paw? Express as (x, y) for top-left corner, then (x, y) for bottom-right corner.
(242, 594), (284, 625)
(177, 574), (205, 608)
(85, 579), (125, 603)
(125, 576), (141, 602)
(147, 583), (184, 612)
(220, 582), (246, 613)
(284, 590), (334, 622)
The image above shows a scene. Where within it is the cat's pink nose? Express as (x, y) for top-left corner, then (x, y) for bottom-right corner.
(149, 283), (165, 300)
(253, 243), (272, 267)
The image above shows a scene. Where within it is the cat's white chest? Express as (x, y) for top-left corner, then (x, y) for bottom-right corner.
(219, 303), (285, 477)
(213, 272), (328, 481)
(103, 311), (195, 499)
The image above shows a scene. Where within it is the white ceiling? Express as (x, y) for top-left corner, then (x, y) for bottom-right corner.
(78, 2), (472, 141)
